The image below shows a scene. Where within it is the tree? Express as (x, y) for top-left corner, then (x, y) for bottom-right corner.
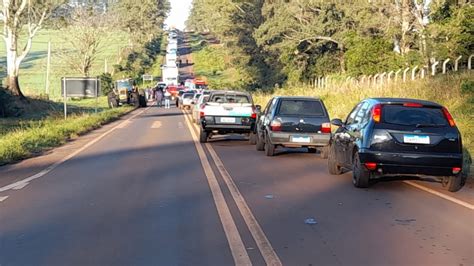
(58, 7), (113, 77)
(0, 0), (63, 98)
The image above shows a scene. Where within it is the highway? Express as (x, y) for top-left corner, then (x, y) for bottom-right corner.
(0, 34), (473, 266)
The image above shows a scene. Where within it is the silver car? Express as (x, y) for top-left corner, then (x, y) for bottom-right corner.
(192, 94), (209, 124)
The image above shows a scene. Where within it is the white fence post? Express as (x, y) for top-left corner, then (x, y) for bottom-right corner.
(373, 74), (380, 85)
(395, 69), (402, 82)
(361, 75), (366, 84)
(420, 67), (426, 79)
(442, 59), (450, 74)
(380, 72), (387, 84)
(387, 71), (394, 83)
(411, 66), (418, 80)
(325, 76), (329, 88)
(431, 61), (439, 76)
(468, 54), (473, 70)
(454, 56), (462, 71)
(403, 67), (410, 82)
(367, 75), (373, 85)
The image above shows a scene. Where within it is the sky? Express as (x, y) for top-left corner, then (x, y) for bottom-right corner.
(164, 0), (193, 30)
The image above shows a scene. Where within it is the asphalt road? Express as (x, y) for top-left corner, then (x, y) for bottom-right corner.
(0, 33), (472, 266)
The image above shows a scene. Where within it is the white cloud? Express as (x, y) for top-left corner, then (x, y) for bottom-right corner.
(164, 0), (193, 30)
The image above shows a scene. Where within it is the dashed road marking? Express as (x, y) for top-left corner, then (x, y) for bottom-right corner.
(0, 196), (9, 202)
(404, 181), (474, 210)
(0, 107), (150, 193)
(182, 109), (251, 265)
(151, 121), (162, 129)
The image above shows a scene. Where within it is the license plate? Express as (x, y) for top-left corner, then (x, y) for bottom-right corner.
(403, 134), (430, 144)
(291, 136), (311, 143)
(220, 117), (236, 123)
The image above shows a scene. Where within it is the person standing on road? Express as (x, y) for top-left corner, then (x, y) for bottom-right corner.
(155, 89), (163, 107)
(164, 89), (171, 109)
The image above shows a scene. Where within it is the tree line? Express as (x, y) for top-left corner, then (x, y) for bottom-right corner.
(187, 0), (473, 90)
(1, 0), (170, 99)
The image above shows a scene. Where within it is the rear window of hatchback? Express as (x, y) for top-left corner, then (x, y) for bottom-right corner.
(382, 105), (448, 126)
(277, 100), (325, 116)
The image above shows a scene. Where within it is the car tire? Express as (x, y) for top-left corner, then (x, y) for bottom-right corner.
(308, 148), (317, 153)
(352, 152), (370, 188)
(264, 135), (276, 157)
(320, 146), (329, 159)
(249, 132), (257, 145)
(199, 128), (208, 143)
(328, 144), (343, 175)
(443, 175), (463, 192)
(256, 132), (265, 151)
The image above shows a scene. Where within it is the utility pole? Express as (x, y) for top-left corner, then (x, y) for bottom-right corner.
(104, 58), (108, 73)
(45, 41), (51, 96)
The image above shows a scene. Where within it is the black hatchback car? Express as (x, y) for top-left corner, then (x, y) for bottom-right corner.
(255, 96), (331, 157)
(328, 98), (464, 192)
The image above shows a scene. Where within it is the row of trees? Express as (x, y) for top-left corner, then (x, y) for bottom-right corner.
(1, 0), (170, 99)
(187, 0), (473, 89)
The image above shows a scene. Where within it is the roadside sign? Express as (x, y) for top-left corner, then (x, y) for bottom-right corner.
(142, 74), (153, 81)
(61, 77), (101, 119)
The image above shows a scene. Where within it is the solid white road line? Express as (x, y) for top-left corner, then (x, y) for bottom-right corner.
(184, 111), (282, 265)
(206, 144), (283, 266)
(12, 182), (29, 190)
(0, 107), (150, 193)
(0, 196), (9, 202)
(404, 181), (474, 210)
(182, 110), (252, 265)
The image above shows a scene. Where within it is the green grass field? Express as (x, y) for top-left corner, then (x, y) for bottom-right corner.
(0, 29), (129, 99)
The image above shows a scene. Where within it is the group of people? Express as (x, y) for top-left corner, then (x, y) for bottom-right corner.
(153, 88), (172, 109)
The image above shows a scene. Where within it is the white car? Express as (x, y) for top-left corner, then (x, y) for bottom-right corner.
(192, 94), (209, 124)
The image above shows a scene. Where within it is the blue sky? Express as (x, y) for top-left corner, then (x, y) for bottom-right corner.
(164, 0), (193, 30)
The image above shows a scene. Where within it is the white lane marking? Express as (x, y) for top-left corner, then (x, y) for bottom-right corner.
(182, 110), (251, 265)
(206, 144), (283, 266)
(0, 107), (150, 193)
(12, 182), (29, 190)
(0, 196), (9, 202)
(151, 121), (162, 129)
(404, 181), (474, 210)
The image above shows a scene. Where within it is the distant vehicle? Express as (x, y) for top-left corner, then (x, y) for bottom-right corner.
(192, 94), (209, 124)
(107, 78), (146, 108)
(190, 93), (202, 111)
(199, 90), (258, 143)
(186, 78), (208, 90)
(162, 66), (178, 85)
(328, 98), (464, 192)
(255, 97), (331, 157)
(178, 92), (196, 110)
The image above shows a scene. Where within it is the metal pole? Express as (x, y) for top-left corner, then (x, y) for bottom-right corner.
(63, 78), (67, 119)
(45, 41), (51, 96)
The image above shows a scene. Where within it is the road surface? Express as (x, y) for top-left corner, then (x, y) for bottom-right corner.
(0, 33), (473, 266)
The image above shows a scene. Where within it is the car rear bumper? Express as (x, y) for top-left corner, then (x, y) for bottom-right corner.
(269, 132), (330, 147)
(359, 150), (463, 176)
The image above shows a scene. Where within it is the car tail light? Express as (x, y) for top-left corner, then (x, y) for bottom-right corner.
(364, 162), (377, 171)
(200, 111), (205, 118)
(270, 120), (281, 131)
(251, 107), (257, 119)
(321, 122), (331, 133)
(372, 104), (382, 123)
(452, 167), (461, 174)
(442, 107), (456, 127)
(403, 103), (423, 107)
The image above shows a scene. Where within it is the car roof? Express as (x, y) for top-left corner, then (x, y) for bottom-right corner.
(275, 96), (322, 101)
(210, 90), (250, 95)
(369, 98), (443, 107)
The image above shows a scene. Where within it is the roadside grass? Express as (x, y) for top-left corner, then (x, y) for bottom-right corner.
(253, 72), (474, 174)
(0, 29), (129, 99)
(0, 105), (134, 165)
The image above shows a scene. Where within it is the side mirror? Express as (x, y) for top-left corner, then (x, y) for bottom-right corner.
(331, 118), (344, 127)
(191, 101), (195, 104)
(255, 105), (262, 112)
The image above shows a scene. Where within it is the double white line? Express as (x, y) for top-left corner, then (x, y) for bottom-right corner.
(182, 111), (282, 266)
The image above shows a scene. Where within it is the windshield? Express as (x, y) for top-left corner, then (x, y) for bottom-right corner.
(210, 94), (250, 103)
(183, 93), (194, 99)
(383, 105), (448, 126)
(116, 80), (132, 90)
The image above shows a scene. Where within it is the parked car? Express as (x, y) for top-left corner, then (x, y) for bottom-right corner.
(192, 94), (210, 124)
(328, 98), (464, 192)
(199, 90), (258, 143)
(179, 92), (195, 110)
(255, 97), (331, 157)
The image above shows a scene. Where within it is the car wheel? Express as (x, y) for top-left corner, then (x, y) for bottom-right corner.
(255, 132), (265, 151)
(319, 146), (329, 159)
(249, 132), (257, 145)
(199, 128), (208, 143)
(442, 175), (463, 192)
(328, 144), (343, 175)
(264, 135), (276, 157)
(352, 152), (370, 188)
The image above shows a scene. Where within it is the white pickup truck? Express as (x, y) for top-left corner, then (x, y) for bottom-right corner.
(199, 90), (260, 143)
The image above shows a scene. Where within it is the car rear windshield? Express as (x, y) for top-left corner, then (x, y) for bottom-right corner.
(382, 105), (448, 126)
(183, 93), (194, 99)
(277, 100), (325, 116)
(210, 94), (250, 103)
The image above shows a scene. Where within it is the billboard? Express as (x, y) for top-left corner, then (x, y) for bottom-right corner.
(61, 77), (100, 97)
